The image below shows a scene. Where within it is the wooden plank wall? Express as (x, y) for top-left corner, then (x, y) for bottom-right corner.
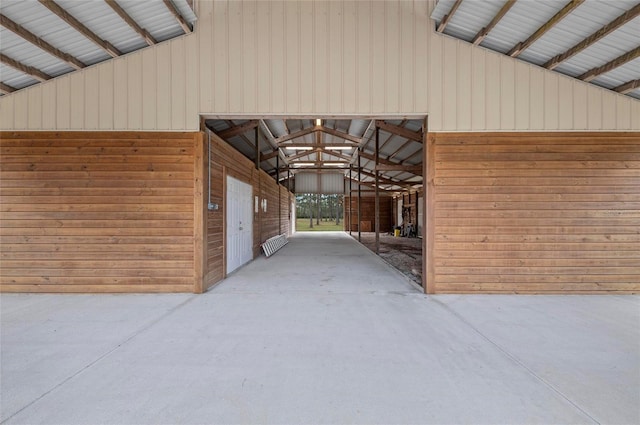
(0, 131), (200, 293)
(343, 195), (393, 233)
(428, 132), (640, 294)
(393, 190), (423, 228)
(203, 132), (293, 291)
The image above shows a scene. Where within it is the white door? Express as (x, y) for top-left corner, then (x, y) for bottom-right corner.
(227, 176), (253, 274)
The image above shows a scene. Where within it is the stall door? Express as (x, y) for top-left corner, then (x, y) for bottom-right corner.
(226, 176), (253, 274)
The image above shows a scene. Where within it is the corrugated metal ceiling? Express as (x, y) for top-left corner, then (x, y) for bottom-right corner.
(431, 0), (640, 99)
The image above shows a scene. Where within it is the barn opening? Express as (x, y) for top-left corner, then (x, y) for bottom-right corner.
(202, 116), (426, 288)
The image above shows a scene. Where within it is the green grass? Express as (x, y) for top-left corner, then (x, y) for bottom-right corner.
(296, 218), (344, 232)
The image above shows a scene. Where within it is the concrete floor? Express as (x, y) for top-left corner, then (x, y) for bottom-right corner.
(1, 232), (638, 424)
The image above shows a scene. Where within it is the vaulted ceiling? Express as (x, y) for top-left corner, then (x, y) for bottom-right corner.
(0, 0), (196, 95)
(431, 0), (640, 99)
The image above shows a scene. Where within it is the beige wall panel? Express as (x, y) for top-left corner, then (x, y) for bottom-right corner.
(632, 102), (640, 130)
(573, 81), (587, 129)
(242, 1), (257, 113)
(616, 96), (631, 129)
(55, 75), (70, 129)
(485, 51), (501, 130)
(470, 47), (486, 130)
(127, 53), (142, 129)
(428, 30), (443, 130)
(514, 62), (530, 130)
(456, 42), (472, 130)
(400, 1), (415, 113)
(1, 0), (638, 132)
(113, 58), (128, 129)
(385, 1), (400, 113)
(356, 0), (371, 113)
(342, 1), (357, 113)
(268, 1), (284, 113)
(0, 92), (14, 129)
(529, 67), (544, 129)
(99, 62), (114, 130)
(588, 88), (602, 130)
(171, 39), (187, 130)
(543, 72), (559, 130)
(69, 73), (84, 129)
(299, 1), (314, 112)
(156, 43), (171, 130)
(41, 82), (56, 130)
(314, 1), (329, 113)
(329, 1), (343, 113)
(140, 48), (156, 130)
(212, 0), (228, 113)
(500, 57), (515, 129)
(27, 87), (42, 130)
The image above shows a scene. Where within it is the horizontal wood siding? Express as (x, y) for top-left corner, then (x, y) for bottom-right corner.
(430, 132), (640, 293)
(344, 195), (393, 233)
(0, 131), (199, 293)
(204, 132), (293, 290)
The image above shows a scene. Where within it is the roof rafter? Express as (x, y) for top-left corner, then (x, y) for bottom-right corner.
(105, 0), (156, 46)
(38, 0), (121, 58)
(318, 126), (361, 144)
(162, 0), (192, 34)
(275, 127), (315, 144)
(0, 13), (85, 70)
(436, 0), (464, 33)
(0, 53), (51, 82)
(613, 79), (640, 95)
(472, 0), (516, 46)
(543, 4), (640, 70)
(375, 164), (423, 174)
(216, 120), (259, 139)
(375, 120), (423, 142)
(508, 0), (585, 58)
(578, 46), (640, 82)
(0, 82), (17, 94)
(318, 149), (351, 162)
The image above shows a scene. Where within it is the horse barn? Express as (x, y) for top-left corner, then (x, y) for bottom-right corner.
(0, 1), (639, 423)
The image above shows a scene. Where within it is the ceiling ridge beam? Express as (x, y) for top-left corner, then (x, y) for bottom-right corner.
(0, 13), (85, 70)
(0, 53), (51, 82)
(437, 0), (464, 33)
(578, 46), (640, 82)
(613, 79), (640, 95)
(216, 120), (259, 139)
(105, 0), (156, 46)
(508, 0), (585, 58)
(472, 0), (516, 46)
(544, 4), (640, 70)
(1, 82), (17, 94)
(375, 120), (423, 142)
(162, 0), (192, 34)
(38, 0), (121, 57)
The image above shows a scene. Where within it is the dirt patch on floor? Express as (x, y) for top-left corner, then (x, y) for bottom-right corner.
(352, 232), (422, 286)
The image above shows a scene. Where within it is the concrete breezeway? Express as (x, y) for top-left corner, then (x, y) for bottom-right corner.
(1, 232), (638, 424)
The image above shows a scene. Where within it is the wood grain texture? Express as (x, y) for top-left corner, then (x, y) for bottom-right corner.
(0, 131), (199, 293)
(428, 132), (640, 294)
(344, 195), (393, 233)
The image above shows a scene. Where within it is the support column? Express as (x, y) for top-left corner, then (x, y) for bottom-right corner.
(358, 148), (361, 242)
(348, 165), (352, 235)
(277, 154), (281, 235)
(375, 127), (380, 255)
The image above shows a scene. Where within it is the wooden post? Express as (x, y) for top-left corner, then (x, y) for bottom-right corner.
(358, 148), (361, 242)
(375, 127), (380, 255)
(255, 126), (260, 170)
(277, 154), (281, 235)
(348, 165), (352, 235)
(193, 132), (206, 293)
(423, 116), (433, 294)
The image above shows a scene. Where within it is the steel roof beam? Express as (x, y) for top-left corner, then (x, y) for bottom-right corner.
(105, 0), (156, 46)
(436, 0), (464, 33)
(544, 4), (640, 70)
(375, 120), (423, 142)
(613, 79), (640, 95)
(39, 0), (121, 57)
(162, 0), (192, 34)
(472, 0), (516, 46)
(0, 13), (85, 70)
(0, 53), (51, 82)
(578, 46), (640, 82)
(1, 82), (17, 94)
(508, 0), (584, 58)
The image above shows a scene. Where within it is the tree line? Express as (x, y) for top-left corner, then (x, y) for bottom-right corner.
(296, 194), (342, 228)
